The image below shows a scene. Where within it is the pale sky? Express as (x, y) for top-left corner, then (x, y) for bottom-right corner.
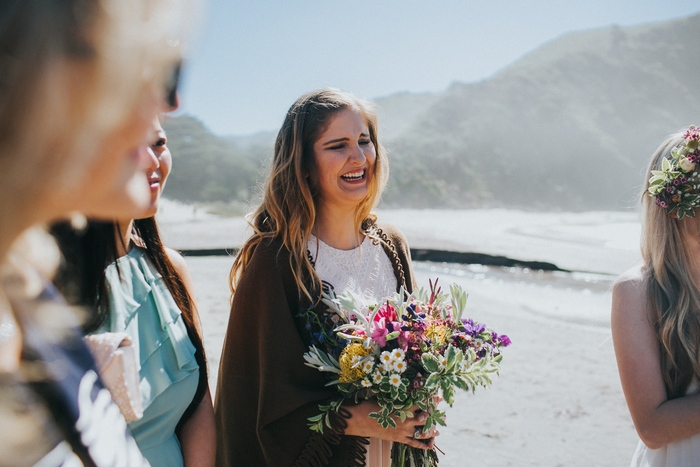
(177, 0), (700, 136)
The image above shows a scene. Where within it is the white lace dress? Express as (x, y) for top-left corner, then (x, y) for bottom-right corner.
(308, 234), (397, 467)
(631, 380), (700, 466)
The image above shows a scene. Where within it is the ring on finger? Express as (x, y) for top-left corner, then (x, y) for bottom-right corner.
(413, 428), (422, 439)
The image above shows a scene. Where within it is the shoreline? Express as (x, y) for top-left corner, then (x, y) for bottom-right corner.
(158, 201), (642, 276)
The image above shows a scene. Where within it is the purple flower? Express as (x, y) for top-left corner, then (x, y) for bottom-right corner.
(666, 185), (676, 194)
(684, 127), (700, 141)
(656, 197), (669, 208)
(673, 178), (682, 186)
(460, 318), (486, 336)
(498, 334), (512, 347)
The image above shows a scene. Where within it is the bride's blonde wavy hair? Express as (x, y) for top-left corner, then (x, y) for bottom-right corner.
(230, 88), (389, 302)
(641, 128), (700, 399)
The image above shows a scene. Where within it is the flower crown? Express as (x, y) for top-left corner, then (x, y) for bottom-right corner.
(648, 126), (700, 219)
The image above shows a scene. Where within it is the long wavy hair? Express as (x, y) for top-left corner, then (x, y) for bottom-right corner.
(641, 127), (700, 399)
(229, 88), (389, 302)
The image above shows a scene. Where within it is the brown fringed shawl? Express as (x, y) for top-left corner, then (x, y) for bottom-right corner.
(215, 222), (415, 466)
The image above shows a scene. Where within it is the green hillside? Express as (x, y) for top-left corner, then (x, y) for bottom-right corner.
(162, 115), (266, 206)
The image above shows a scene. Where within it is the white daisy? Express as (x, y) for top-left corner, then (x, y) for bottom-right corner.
(372, 371), (383, 384)
(389, 374), (402, 387)
(391, 349), (405, 361)
(362, 360), (374, 374)
(361, 379), (372, 388)
(393, 360), (407, 373)
(380, 351), (393, 365)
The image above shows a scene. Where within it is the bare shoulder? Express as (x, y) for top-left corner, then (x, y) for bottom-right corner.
(613, 265), (645, 298)
(165, 247), (190, 276)
(611, 264), (649, 320)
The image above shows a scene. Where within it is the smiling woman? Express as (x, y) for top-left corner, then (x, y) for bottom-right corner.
(310, 108), (378, 226)
(216, 89), (436, 467)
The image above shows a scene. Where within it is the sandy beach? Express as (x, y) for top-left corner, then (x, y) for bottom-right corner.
(159, 202), (642, 466)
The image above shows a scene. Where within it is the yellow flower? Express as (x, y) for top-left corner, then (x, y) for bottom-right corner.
(339, 343), (372, 383)
(426, 324), (448, 343)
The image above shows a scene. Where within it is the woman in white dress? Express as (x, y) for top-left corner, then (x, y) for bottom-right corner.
(612, 126), (700, 466)
(216, 88), (438, 466)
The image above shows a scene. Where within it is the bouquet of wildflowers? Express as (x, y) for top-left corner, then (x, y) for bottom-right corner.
(301, 280), (511, 466)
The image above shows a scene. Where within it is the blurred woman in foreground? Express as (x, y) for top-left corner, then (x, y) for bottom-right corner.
(0, 0), (192, 464)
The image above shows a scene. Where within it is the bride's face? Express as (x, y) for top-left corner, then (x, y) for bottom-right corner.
(310, 108), (376, 214)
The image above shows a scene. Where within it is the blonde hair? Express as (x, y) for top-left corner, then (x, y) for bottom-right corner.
(641, 128), (700, 398)
(230, 88), (389, 302)
(0, 0), (191, 290)
(0, 0), (195, 308)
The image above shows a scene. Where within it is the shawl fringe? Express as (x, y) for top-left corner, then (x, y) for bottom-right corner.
(293, 407), (369, 467)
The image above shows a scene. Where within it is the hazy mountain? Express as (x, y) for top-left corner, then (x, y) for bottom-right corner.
(381, 13), (700, 210)
(374, 91), (442, 141)
(165, 13), (700, 211)
(162, 115), (264, 204)
(224, 130), (277, 149)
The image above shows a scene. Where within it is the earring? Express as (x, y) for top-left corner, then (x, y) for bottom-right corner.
(69, 211), (87, 231)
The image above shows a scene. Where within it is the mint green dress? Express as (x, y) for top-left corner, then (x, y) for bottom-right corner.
(100, 246), (199, 467)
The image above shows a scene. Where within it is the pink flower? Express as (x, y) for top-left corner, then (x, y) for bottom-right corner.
(374, 302), (397, 322)
(684, 126), (700, 141)
(370, 317), (389, 347)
